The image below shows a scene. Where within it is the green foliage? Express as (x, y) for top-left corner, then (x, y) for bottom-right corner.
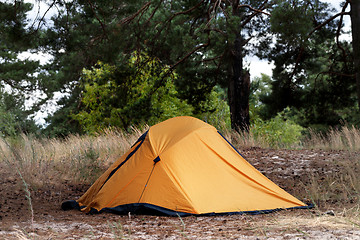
(258, 0), (358, 130)
(74, 53), (193, 133)
(261, 1), (342, 121)
(0, 104), (17, 137)
(195, 86), (231, 131)
(0, 90), (39, 137)
(73, 143), (103, 183)
(249, 74), (272, 121)
(40, 0), (279, 133)
(251, 108), (304, 148)
(0, 0), (40, 91)
(270, 1), (316, 46)
(266, 39), (356, 129)
(41, 0), (146, 136)
(0, 0), (41, 136)
(2, 0), (355, 137)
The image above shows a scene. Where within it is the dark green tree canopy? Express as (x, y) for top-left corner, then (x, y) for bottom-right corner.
(1, 0), (358, 136)
(0, 0), (41, 135)
(40, 0), (278, 134)
(251, 1), (358, 128)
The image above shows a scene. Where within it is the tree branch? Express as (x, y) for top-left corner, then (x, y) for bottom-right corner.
(170, 0), (204, 20)
(146, 0), (163, 24)
(336, 1), (350, 69)
(120, 1), (151, 25)
(238, 3), (271, 16)
(289, 46), (305, 81)
(170, 43), (209, 70)
(34, 0), (57, 31)
(315, 71), (355, 81)
(241, 1), (271, 28)
(149, 1), (204, 53)
(290, 5), (351, 81)
(205, 27), (227, 36)
(147, 42), (210, 98)
(87, 0), (107, 38)
(308, 11), (351, 37)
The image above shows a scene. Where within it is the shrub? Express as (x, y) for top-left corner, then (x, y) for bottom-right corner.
(74, 52), (193, 133)
(251, 110), (304, 148)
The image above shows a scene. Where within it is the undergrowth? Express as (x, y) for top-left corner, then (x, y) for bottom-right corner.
(304, 125), (360, 151)
(0, 128), (143, 188)
(0, 124), (359, 218)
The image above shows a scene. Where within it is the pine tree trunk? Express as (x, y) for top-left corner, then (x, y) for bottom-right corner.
(228, 33), (250, 132)
(351, 0), (360, 110)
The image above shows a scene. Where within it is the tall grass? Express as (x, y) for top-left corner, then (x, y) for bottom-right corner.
(1, 124), (359, 211)
(304, 125), (360, 151)
(297, 125), (360, 212)
(223, 124), (360, 151)
(0, 127), (145, 188)
(222, 127), (299, 149)
(304, 154), (360, 211)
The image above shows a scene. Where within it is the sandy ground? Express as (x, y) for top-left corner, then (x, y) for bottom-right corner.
(1, 148), (360, 239)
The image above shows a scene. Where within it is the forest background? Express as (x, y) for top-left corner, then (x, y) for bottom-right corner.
(1, 0), (359, 145)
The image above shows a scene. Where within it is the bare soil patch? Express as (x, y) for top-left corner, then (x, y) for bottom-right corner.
(1, 148), (360, 239)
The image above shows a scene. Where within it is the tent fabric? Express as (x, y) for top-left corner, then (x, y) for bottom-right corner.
(63, 116), (307, 215)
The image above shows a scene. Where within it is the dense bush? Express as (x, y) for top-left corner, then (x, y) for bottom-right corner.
(74, 53), (193, 133)
(251, 108), (304, 148)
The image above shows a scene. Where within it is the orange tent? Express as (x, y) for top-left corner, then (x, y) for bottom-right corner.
(62, 116), (307, 216)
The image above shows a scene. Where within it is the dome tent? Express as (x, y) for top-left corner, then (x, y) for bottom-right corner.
(62, 116), (308, 216)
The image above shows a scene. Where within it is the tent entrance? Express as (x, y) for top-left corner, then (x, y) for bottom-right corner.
(138, 156), (161, 203)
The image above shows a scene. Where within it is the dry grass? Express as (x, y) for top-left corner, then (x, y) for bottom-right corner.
(1, 124), (359, 180)
(305, 155), (360, 209)
(224, 124), (360, 151)
(0, 127), (145, 188)
(1, 124), (360, 217)
(1, 125), (360, 239)
(299, 126), (360, 211)
(222, 129), (259, 148)
(304, 125), (360, 151)
(240, 209), (360, 235)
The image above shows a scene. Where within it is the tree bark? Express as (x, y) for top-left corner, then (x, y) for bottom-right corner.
(228, 33), (250, 132)
(350, 0), (360, 110)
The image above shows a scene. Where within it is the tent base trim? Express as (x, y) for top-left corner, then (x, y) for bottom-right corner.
(61, 200), (313, 217)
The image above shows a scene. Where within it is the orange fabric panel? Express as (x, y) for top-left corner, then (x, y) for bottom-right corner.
(157, 128), (304, 214)
(77, 142), (139, 209)
(138, 161), (197, 214)
(148, 116), (215, 154)
(79, 138), (156, 212)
